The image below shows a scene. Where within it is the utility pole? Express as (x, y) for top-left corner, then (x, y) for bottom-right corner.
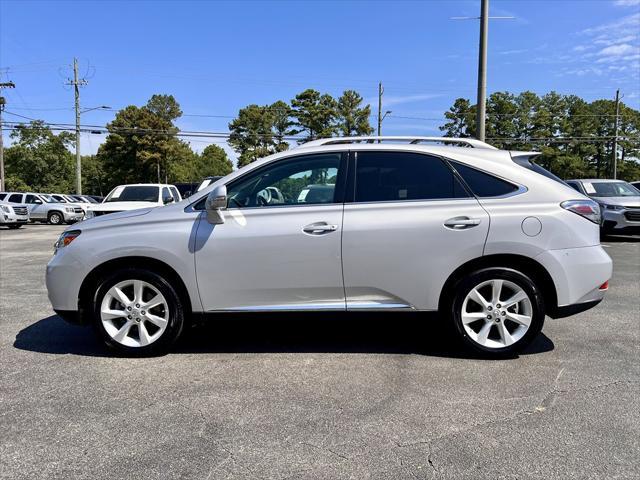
(476, 0), (489, 142)
(66, 58), (87, 194)
(377, 81), (383, 137)
(612, 89), (620, 180)
(452, 0), (513, 143)
(0, 80), (16, 192)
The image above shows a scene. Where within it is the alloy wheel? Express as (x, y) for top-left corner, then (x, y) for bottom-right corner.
(100, 279), (169, 348)
(461, 279), (533, 349)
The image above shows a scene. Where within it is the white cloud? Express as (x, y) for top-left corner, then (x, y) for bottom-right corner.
(599, 43), (636, 56)
(367, 93), (444, 108)
(614, 0), (640, 7)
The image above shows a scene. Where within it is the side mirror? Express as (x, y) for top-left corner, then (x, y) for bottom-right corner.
(163, 195), (174, 205)
(34, 199), (43, 204)
(205, 184), (227, 224)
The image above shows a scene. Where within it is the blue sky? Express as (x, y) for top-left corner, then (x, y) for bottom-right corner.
(1, 0), (639, 164)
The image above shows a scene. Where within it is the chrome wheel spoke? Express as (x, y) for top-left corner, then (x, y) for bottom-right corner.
(476, 321), (493, 345)
(146, 313), (167, 328)
(468, 288), (490, 309)
(462, 312), (487, 325)
(110, 286), (131, 307)
(491, 280), (504, 305)
(113, 320), (134, 343)
(503, 290), (527, 308)
(496, 321), (514, 346)
(102, 308), (127, 320)
(505, 311), (532, 327)
(144, 295), (163, 309)
(138, 322), (151, 346)
(133, 280), (144, 304)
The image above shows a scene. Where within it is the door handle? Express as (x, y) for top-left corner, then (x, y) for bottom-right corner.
(302, 222), (338, 235)
(444, 217), (481, 230)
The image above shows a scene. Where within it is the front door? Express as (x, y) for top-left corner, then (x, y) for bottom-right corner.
(341, 150), (490, 311)
(194, 152), (347, 311)
(25, 194), (46, 220)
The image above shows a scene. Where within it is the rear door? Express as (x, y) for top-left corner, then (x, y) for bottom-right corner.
(341, 150), (490, 311)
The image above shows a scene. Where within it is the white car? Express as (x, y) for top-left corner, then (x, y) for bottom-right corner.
(0, 200), (30, 228)
(84, 183), (182, 219)
(47, 136), (612, 356)
(51, 193), (95, 212)
(3, 192), (85, 224)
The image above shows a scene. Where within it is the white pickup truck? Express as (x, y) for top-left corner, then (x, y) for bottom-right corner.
(84, 184), (182, 219)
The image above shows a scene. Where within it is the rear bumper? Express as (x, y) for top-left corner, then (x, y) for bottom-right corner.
(535, 245), (612, 309)
(548, 299), (602, 319)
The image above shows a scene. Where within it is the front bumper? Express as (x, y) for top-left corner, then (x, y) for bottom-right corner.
(1, 213), (29, 224)
(63, 212), (85, 223)
(601, 208), (640, 234)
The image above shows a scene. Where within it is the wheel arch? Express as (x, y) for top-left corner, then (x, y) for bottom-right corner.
(78, 256), (192, 322)
(438, 254), (559, 316)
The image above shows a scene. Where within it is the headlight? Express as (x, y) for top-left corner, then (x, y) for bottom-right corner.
(65, 207), (74, 213)
(84, 210), (95, 219)
(603, 204), (624, 211)
(54, 230), (81, 254)
(0, 205), (11, 213)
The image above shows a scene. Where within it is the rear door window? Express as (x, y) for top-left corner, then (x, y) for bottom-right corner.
(8, 194), (23, 203)
(353, 151), (470, 202)
(451, 162), (519, 198)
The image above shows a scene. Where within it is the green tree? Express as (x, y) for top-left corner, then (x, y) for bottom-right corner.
(228, 102), (292, 167)
(81, 154), (106, 196)
(440, 98), (475, 137)
(4, 120), (75, 192)
(97, 95), (192, 188)
(290, 89), (338, 142)
(195, 144), (233, 177)
(336, 90), (373, 136)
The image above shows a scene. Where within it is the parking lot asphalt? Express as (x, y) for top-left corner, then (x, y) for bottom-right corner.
(0, 224), (638, 480)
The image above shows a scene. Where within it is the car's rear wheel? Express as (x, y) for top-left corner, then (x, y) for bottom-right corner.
(48, 211), (63, 225)
(449, 268), (545, 357)
(91, 268), (185, 355)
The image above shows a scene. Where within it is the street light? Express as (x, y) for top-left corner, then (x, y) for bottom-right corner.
(76, 105), (110, 194)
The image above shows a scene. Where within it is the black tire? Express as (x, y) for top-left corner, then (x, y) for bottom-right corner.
(91, 268), (185, 356)
(7, 224), (23, 229)
(48, 211), (63, 225)
(447, 268), (545, 358)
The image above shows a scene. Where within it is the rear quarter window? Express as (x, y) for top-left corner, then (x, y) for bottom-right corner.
(451, 162), (519, 198)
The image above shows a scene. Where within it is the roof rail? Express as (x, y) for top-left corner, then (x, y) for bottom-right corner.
(296, 136), (498, 150)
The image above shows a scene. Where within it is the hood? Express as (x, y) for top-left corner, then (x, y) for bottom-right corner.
(592, 196), (640, 207)
(88, 201), (159, 212)
(79, 207), (154, 228)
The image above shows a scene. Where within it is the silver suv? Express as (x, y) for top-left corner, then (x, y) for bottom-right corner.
(47, 137), (612, 357)
(566, 179), (640, 235)
(3, 192), (85, 224)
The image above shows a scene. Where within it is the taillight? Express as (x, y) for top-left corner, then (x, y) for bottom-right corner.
(561, 200), (601, 224)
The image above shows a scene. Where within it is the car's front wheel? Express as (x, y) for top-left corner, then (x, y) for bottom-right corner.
(91, 268), (185, 355)
(48, 211), (63, 225)
(449, 268), (545, 357)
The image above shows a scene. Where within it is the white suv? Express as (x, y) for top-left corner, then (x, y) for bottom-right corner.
(4, 192), (85, 224)
(46, 137), (612, 356)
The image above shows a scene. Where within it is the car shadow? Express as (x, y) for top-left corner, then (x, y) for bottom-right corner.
(14, 313), (554, 360)
(602, 234), (640, 243)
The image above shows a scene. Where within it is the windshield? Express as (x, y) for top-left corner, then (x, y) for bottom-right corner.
(40, 195), (60, 203)
(105, 186), (160, 203)
(585, 181), (640, 197)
